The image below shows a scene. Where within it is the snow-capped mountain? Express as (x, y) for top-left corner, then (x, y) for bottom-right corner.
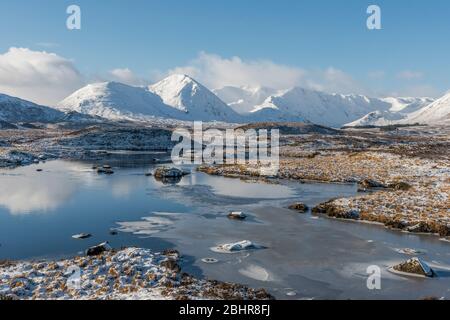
(57, 81), (185, 121)
(345, 97), (434, 127)
(0, 93), (64, 123)
(406, 93), (450, 124)
(149, 74), (242, 122)
(247, 88), (391, 127)
(213, 86), (279, 114)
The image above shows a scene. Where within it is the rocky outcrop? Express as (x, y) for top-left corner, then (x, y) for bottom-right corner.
(312, 200), (360, 220)
(392, 257), (435, 278)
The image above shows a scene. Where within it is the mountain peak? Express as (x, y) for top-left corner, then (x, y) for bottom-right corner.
(149, 75), (242, 122)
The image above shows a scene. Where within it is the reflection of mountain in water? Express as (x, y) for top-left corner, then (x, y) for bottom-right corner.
(154, 175), (183, 185)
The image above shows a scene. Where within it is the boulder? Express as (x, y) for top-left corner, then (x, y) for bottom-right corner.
(154, 167), (188, 179)
(86, 242), (112, 256)
(392, 257), (435, 278)
(227, 211), (247, 220)
(312, 201), (359, 220)
(72, 233), (92, 240)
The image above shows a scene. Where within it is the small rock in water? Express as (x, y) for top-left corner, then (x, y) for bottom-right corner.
(391, 257), (435, 278)
(288, 202), (309, 213)
(227, 211), (247, 220)
(72, 233), (92, 240)
(36, 169), (43, 172)
(395, 248), (425, 255)
(86, 241), (112, 256)
(201, 258), (219, 264)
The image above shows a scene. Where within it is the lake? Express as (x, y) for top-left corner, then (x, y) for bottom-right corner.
(0, 152), (449, 299)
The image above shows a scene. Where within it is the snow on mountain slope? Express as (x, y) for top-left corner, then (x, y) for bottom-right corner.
(57, 82), (185, 121)
(248, 87), (391, 127)
(149, 74), (242, 122)
(0, 93), (64, 123)
(382, 97), (434, 113)
(344, 110), (406, 127)
(345, 97), (434, 127)
(406, 92), (450, 124)
(213, 86), (279, 114)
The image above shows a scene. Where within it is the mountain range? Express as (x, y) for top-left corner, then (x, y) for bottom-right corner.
(1, 74), (449, 127)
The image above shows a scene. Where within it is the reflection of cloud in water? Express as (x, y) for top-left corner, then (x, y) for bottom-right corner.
(116, 214), (178, 236)
(111, 179), (134, 198)
(0, 172), (76, 215)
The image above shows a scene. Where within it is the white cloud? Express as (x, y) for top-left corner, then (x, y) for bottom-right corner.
(163, 52), (369, 95)
(305, 67), (370, 95)
(0, 47), (84, 105)
(388, 85), (440, 98)
(166, 52), (306, 90)
(397, 70), (423, 80)
(108, 68), (147, 87)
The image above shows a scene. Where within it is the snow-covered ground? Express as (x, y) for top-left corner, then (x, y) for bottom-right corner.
(0, 247), (272, 300)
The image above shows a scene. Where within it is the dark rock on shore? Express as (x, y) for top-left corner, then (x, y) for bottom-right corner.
(388, 182), (412, 191)
(406, 222), (435, 234)
(86, 242), (112, 256)
(160, 259), (181, 273)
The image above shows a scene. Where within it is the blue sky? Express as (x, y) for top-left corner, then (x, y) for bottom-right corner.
(1, 0), (450, 104)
